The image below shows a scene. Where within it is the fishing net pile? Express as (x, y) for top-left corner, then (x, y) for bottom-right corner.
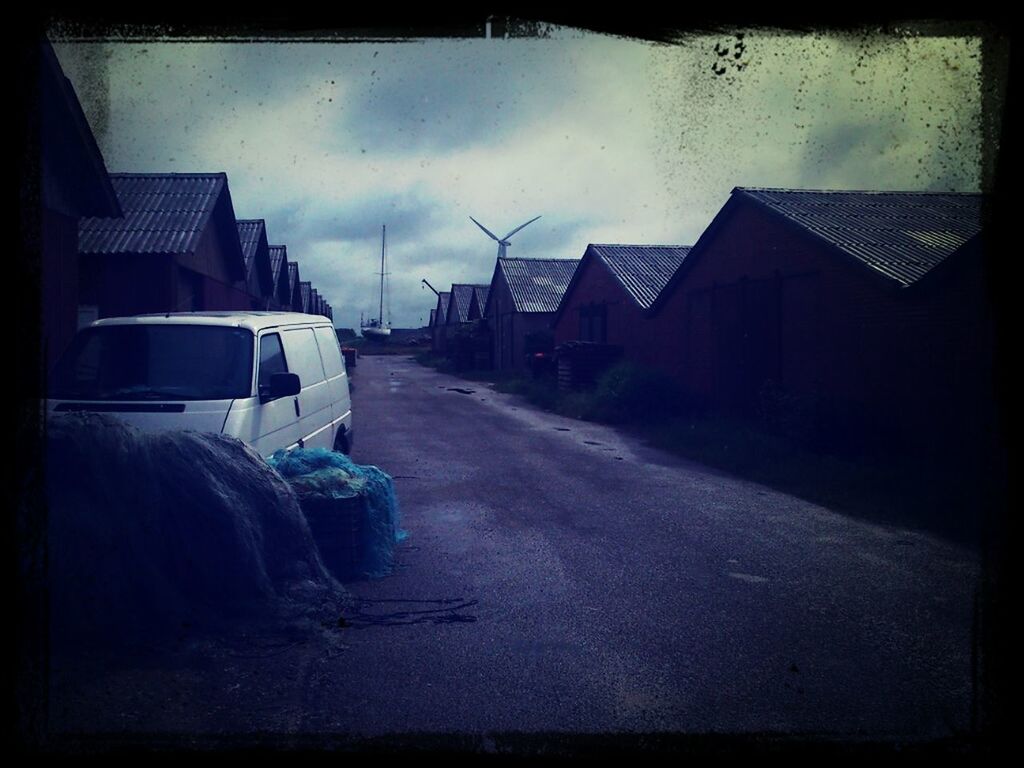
(267, 447), (405, 580)
(45, 413), (346, 651)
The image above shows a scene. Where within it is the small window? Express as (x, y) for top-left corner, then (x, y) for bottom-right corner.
(281, 328), (326, 385)
(314, 326), (345, 378)
(258, 333), (288, 390)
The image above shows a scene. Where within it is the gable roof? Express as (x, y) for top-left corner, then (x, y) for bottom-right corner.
(736, 188), (984, 287)
(490, 257), (580, 315)
(652, 187), (985, 313)
(467, 285), (490, 320)
(299, 281), (311, 313)
(435, 291), (450, 325)
(268, 245), (293, 304)
(287, 261), (301, 306)
(236, 219), (274, 297)
(79, 174), (242, 275)
(40, 40), (121, 218)
(592, 245), (692, 310)
(446, 284), (485, 324)
(236, 219), (265, 271)
(554, 244), (691, 323)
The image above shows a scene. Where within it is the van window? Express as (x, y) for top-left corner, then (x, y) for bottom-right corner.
(258, 333), (288, 390)
(314, 326), (345, 378)
(49, 325), (254, 401)
(280, 328), (326, 386)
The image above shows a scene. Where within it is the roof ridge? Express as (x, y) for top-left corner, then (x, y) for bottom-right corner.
(592, 243), (693, 249)
(499, 256), (581, 262)
(109, 171), (229, 179)
(736, 186), (983, 197)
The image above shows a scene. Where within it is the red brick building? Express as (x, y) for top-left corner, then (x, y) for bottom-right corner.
(551, 244), (691, 372)
(650, 187), (990, 452)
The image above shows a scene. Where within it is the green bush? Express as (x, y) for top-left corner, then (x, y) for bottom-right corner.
(587, 360), (682, 424)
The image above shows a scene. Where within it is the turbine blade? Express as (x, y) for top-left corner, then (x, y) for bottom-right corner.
(502, 215), (542, 240)
(470, 216), (501, 242)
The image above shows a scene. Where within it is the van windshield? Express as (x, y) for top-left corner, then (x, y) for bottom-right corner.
(49, 325), (255, 401)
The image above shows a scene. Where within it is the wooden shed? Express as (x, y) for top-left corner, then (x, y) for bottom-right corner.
(78, 173), (250, 318)
(467, 285), (490, 321)
(236, 219), (274, 310)
(267, 245), (292, 310)
(431, 291), (450, 353)
(38, 39), (122, 369)
(287, 261), (302, 309)
(651, 187), (990, 453)
(551, 245), (691, 375)
(484, 257), (579, 371)
(445, 284), (489, 369)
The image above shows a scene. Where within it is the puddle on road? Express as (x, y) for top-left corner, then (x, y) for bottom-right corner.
(554, 427), (571, 432)
(583, 440), (603, 446)
(339, 597), (478, 629)
(727, 572), (769, 584)
(447, 388), (476, 395)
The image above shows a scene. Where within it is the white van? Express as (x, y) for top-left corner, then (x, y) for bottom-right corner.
(46, 312), (353, 458)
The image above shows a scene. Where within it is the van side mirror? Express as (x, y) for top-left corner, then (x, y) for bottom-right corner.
(260, 372), (301, 402)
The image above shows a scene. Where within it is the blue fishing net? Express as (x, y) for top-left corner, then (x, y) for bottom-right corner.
(267, 448), (406, 579)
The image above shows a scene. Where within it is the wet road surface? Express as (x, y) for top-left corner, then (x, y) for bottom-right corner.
(49, 355), (980, 744)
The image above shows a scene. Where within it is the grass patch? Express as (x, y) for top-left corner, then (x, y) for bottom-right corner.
(640, 415), (983, 544)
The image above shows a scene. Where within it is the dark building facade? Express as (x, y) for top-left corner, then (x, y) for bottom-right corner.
(484, 257), (579, 371)
(267, 245), (292, 310)
(651, 187), (990, 453)
(551, 244), (691, 371)
(287, 262), (302, 310)
(236, 219), (274, 310)
(78, 173), (250, 318)
(431, 291), (450, 353)
(39, 40), (122, 369)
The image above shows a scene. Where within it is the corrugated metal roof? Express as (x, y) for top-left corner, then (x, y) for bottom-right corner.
(287, 262), (300, 295)
(236, 219), (266, 271)
(79, 173), (227, 255)
(737, 188), (983, 287)
(471, 285), (490, 317)
(435, 291), (450, 324)
(447, 284), (485, 324)
(268, 245), (287, 285)
(499, 257), (580, 313)
(591, 245), (692, 309)
(299, 281), (311, 313)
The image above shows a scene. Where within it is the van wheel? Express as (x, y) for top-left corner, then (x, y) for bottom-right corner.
(334, 428), (350, 455)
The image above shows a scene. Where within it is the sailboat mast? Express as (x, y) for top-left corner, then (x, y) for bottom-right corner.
(379, 224), (386, 325)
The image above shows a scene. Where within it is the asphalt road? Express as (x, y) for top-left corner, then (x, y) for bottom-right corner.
(49, 355), (980, 744)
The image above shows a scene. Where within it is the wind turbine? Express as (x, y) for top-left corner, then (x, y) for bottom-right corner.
(470, 215), (542, 259)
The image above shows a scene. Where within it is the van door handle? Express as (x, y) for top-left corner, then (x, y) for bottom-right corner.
(294, 397), (301, 418)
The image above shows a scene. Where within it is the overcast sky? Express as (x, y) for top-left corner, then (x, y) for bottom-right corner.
(53, 25), (987, 331)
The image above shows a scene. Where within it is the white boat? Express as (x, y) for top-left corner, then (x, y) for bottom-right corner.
(361, 224), (392, 340)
